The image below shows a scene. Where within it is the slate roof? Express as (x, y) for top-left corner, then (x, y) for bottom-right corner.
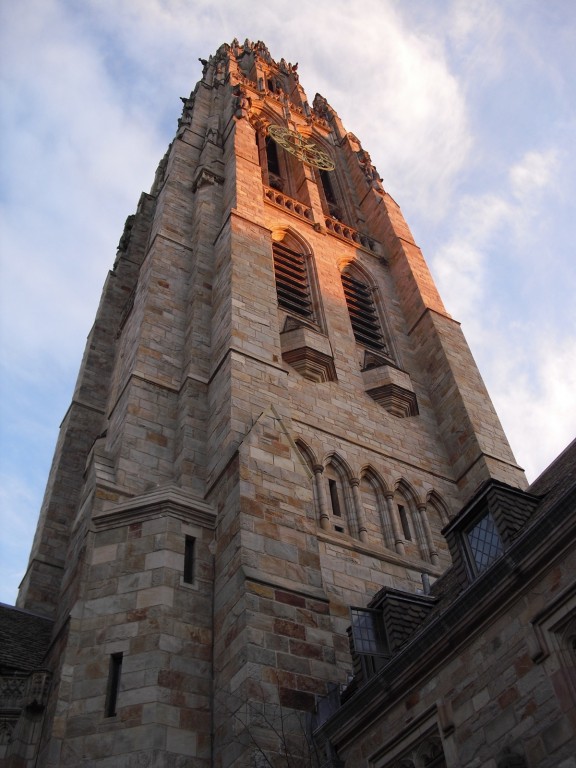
(0, 603), (54, 673)
(528, 437), (576, 511)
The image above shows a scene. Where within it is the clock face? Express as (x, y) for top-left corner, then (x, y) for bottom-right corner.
(267, 125), (335, 171)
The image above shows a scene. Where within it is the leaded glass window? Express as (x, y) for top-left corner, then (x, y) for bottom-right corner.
(466, 512), (503, 573)
(350, 607), (388, 656)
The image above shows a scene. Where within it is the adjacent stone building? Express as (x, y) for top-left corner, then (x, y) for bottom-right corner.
(315, 439), (576, 767)
(1, 39), (573, 767)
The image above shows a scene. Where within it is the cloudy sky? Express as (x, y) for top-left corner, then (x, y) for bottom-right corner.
(1, 0), (575, 605)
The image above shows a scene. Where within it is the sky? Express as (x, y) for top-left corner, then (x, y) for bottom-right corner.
(1, 0), (575, 606)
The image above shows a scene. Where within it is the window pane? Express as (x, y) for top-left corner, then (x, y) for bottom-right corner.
(350, 608), (388, 656)
(466, 513), (503, 572)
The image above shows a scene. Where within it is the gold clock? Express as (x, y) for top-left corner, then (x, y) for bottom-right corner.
(267, 125), (335, 171)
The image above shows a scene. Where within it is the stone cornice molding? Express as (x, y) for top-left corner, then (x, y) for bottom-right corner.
(93, 485), (217, 530)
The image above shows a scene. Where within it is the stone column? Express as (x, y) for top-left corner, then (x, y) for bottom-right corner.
(411, 505), (428, 562)
(418, 503), (439, 565)
(378, 492), (395, 550)
(350, 478), (368, 543)
(385, 492), (405, 556)
(313, 464), (331, 531)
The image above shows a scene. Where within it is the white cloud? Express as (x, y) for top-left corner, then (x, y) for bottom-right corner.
(432, 193), (512, 323)
(509, 148), (559, 201)
(447, 0), (505, 79)
(488, 332), (576, 481)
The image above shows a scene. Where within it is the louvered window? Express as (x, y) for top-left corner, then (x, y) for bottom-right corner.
(273, 242), (313, 320)
(341, 271), (385, 351)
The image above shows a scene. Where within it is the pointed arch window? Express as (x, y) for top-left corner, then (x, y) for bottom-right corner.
(341, 267), (389, 354)
(324, 462), (350, 535)
(265, 135), (283, 190)
(257, 126), (310, 204)
(319, 168), (344, 221)
(273, 240), (315, 323)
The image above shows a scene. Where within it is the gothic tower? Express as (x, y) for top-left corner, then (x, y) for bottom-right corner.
(13, 40), (526, 766)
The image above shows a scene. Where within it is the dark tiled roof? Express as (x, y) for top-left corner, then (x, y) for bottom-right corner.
(528, 437), (576, 512)
(0, 603), (54, 672)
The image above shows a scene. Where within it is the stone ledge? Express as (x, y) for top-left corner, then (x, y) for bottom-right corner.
(242, 566), (329, 603)
(362, 364), (418, 417)
(280, 326), (337, 383)
(93, 484), (217, 530)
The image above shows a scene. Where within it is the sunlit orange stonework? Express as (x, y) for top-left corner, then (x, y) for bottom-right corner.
(5, 40), (572, 768)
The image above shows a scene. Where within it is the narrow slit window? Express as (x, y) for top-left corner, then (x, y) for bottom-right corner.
(184, 536), (195, 584)
(265, 136), (283, 190)
(328, 479), (342, 517)
(341, 270), (386, 352)
(273, 242), (313, 320)
(398, 504), (412, 541)
(105, 653), (123, 717)
(319, 169), (342, 220)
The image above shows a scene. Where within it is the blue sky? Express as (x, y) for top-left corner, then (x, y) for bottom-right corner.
(1, 0), (575, 605)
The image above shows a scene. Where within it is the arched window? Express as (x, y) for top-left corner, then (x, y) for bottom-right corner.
(360, 468), (393, 549)
(265, 135), (283, 190)
(426, 491), (451, 563)
(272, 230), (323, 333)
(341, 265), (391, 357)
(324, 457), (353, 536)
(273, 240), (314, 322)
(394, 480), (427, 561)
(256, 125), (310, 203)
(318, 168), (344, 221)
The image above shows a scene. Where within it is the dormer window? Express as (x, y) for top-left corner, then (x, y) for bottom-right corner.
(443, 480), (539, 586)
(350, 607), (389, 657)
(348, 589), (437, 683)
(350, 607), (389, 680)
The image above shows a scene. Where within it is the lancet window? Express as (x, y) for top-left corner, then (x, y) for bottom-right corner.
(341, 266), (391, 356)
(394, 483), (426, 560)
(360, 469), (394, 549)
(256, 126), (310, 204)
(318, 168), (344, 221)
(324, 461), (350, 535)
(273, 240), (314, 322)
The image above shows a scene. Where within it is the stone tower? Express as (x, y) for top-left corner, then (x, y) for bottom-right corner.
(14, 39), (526, 767)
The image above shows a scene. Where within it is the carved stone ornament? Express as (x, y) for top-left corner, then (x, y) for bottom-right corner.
(192, 167), (225, 192)
(232, 83), (252, 119)
(313, 93), (331, 120)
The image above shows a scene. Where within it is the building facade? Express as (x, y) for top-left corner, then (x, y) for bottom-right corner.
(315, 440), (576, 767)
(3, 39), (560, 767)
